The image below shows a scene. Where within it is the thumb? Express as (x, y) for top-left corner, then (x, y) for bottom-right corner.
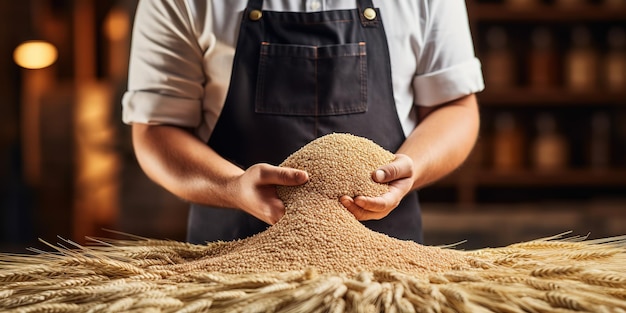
(373, 166), (398, 183)
(261, 166), (309, 186)
(373, 154), (412, 183)
(373, 169), (388, 183)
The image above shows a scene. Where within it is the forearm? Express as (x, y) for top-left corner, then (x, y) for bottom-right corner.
(131, 123), (244, 207)
(398, 94), (480, 190)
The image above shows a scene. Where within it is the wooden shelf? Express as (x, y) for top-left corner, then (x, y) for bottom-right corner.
(468, 3), (626, 22)
(477, 88), (626, 106)
(438, 168), (626, 187)
(423, 2), (626, 208)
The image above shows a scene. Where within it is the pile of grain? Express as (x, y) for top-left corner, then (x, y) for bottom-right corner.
(163, 133), (468, 275)
(1, 133), (625, 312)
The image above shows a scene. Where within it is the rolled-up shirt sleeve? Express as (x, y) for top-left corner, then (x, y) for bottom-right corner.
(122, 0), (207, 127)
(412, 0), (484, 107)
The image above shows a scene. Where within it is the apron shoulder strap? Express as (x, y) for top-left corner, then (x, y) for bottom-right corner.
(246, 0), (263, 11)
(357, 0), (375, 7)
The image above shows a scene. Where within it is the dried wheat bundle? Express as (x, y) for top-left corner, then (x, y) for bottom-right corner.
(1, 133), (625, 313)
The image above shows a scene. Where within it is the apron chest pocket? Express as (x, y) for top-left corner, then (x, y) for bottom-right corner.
(255, 42), (367, 116)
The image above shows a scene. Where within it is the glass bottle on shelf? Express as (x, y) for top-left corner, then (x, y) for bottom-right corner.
(564, 26), (598, 91)
(493, 112), (525, 172)
(589, 112), (611, 170)
(604, 27), (626, 91)
(531, 114), (568, 172)
(483, 27), (516, 90)
(528, 27), (559, 89)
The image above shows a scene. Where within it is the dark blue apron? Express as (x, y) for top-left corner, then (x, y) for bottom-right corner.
(188, 0), (423, 243)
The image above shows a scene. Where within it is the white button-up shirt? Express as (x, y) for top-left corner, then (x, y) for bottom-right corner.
(122, 0), (484, 141)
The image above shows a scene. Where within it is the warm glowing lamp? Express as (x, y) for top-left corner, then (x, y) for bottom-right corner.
(103, 8), (130, 41)
(13, 40), (58, 69)
(16, 39), (58, 186)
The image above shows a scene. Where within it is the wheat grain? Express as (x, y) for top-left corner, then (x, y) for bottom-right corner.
(545, 291), (587, 311)
(580, 270), (626, 288)
(531, 265), (583, 278)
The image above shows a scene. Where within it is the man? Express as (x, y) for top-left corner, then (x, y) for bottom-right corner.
(122, 0), (483, 244)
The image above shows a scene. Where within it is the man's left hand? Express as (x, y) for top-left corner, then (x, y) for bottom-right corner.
(340, 154), (415, 220)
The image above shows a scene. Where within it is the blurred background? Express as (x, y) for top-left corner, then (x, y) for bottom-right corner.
(0, 0), (624, 252)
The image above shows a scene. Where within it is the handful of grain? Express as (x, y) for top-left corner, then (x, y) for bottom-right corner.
(169, 133), (468, 275)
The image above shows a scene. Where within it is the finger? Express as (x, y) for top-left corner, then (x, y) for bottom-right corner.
(259, 165), (309, 186)
(354, 183), (405, 212)
(353, 195), (389, 213)
(266, 203), (286, 224)
(264, 209), (285, 225)
(341, 195), (390, 221)
(341, 196), (371, 220)
(340, 196), (365, 219)
(248, 190), (286, 225)
(347, 204), (386, 221)
(339, 195), (356, 210)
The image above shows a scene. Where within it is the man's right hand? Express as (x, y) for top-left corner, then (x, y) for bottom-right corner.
(132, 124), (307, 225)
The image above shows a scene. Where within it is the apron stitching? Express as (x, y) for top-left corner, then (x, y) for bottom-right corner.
(314, 46), (319, 137)
(277, 19), (353, 25)
(360, 43), (366, 109)
(255, 43), (268, 113)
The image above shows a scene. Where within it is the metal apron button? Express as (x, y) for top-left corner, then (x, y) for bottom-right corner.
(249, 10), (262, 21)
(363, 8), (376, 20)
